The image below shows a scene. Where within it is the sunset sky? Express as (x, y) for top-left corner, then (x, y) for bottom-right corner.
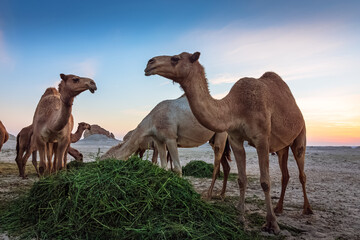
(0, 0), (359, 146)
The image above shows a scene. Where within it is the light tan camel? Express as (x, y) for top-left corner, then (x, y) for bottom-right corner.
(0, 121), (9, 152)
(32, 74), (96, 175)
(15, 122), (91, 178)
(144, 52), (313, 234)
(102, 95), (231, 199)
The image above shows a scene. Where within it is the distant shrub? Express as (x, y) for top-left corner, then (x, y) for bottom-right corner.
(182, 160), (214, 178)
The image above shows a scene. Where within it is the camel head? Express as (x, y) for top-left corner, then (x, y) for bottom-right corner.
(58, 74), (97, 97)
(144, 52), (201, 83)
(78, 122), (91, 131)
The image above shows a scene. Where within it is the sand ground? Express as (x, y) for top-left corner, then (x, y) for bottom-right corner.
(1, 135), (359, 239)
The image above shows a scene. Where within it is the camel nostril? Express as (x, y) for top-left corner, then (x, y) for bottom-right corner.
(148, 58), (155, 64)
(90, 80), (95, 85)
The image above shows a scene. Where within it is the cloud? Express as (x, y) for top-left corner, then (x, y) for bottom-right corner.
(71, 58), (98, 78)
(179, 21), (359, 84)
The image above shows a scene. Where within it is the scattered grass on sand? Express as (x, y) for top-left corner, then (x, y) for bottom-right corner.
(0, 156), (258, 240)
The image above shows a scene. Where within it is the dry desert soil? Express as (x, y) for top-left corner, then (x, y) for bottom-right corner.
(1, 135), (359, 240)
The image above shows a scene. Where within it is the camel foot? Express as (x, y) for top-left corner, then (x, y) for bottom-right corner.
(303, 205), (313, 215)
(22, 175), (28, 179)
(274, 206), (283, 216)
(262, 220), (280, 235)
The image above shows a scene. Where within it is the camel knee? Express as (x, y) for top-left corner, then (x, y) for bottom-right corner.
(299, 173), (306, 185)
(261, 182), (270, 193)
(237, 177), (247, 191)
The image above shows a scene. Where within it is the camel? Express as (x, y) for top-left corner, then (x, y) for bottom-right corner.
(144, 51), (313, 234)
(0, 121), (9, 152)
(15, 122), (91, 178)
(31, 74), (96, 175)
(102, 95), (231, 199)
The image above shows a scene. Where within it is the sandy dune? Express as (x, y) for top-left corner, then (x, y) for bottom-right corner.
(0, 136), (359, 239)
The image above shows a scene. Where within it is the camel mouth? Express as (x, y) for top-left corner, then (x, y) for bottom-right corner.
(144, 67), (156, 76)
(89, 88), (96, 94)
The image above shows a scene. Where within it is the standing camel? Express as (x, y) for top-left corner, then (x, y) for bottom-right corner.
(102, 95), (231, 199)
(32, 74), (96, 175)
(144, 52), (313, 234)
(0, 121), (9, 152)
(15, 122), (91, 178)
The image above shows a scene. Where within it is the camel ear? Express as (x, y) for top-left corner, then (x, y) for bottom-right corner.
(190, 52), (200, 63)
(60, 73), (68, 81)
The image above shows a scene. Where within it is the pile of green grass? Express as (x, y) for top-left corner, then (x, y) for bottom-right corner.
(0, 157), (253, 240)
(182, 160), (214, 178)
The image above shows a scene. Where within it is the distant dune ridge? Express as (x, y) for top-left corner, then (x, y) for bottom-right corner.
(83, 124), (116, 140)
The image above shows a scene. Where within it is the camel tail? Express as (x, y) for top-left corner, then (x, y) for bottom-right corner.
(15, 133), (20, 159)
(222, 138), (232, 162)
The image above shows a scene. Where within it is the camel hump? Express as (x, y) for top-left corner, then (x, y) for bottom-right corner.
(42, 88), (59, 98)
(260, 72), (282, 80)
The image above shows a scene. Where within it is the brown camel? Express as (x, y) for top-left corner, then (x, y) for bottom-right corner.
(0, 121), (9, 152)
(102, 95), (231, 199)
(145, 52), (313, 234)
(31, 74), (96, 175)
(15, 122), (91, 178)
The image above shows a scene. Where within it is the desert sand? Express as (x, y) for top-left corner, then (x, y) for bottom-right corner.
(0, 134), (359, 239)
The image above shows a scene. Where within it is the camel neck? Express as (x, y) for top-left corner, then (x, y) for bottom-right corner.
(71, 127), (85, 143)
(181, 68), (230, 132)
(51, 93), (74, 132)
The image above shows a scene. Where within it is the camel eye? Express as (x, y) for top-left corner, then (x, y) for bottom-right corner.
(171, 56), (180, 64)
(73, 78), (80, 83)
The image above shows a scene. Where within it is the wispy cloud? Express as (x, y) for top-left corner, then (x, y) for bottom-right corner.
(71, 58), (98, 78)
(180, 21), (359, 84)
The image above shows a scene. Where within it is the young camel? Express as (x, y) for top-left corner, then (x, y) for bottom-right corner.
(102, 95), (231, 199)
(16, 122), (91, 178)
(0, 121), (9, 152)
(32, 74), (96, 175)
(145, 52), (313, 234)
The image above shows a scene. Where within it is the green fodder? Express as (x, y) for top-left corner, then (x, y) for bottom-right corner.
(0, 157), (253, 240)
(182, 160), (214, 178)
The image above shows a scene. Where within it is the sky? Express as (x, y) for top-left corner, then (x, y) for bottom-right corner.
(0, 0), (359, 146)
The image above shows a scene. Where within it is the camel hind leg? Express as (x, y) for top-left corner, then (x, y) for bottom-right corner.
(290, 127), (313, 215)
(274, 146), (290, 215)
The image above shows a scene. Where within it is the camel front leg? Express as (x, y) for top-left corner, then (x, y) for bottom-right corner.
(31, 151), (39, 177)
(37, 142), (47, 176)
(256, 140), (280, 235)
(207, 133), (227, 199)
(165, 139), (182, 177)
(151, 147), (158, 165)
(274, 146), (290, 215)
(153, 140), (167, 170)
(229, 137), (247, 222)
(55, 141), (68, 171)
